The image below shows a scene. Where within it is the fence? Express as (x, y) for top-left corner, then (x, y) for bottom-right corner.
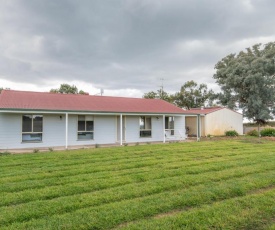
(243, 126), (274, 134)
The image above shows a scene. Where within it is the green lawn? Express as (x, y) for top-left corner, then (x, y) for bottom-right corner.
(0, 139), (274, 229)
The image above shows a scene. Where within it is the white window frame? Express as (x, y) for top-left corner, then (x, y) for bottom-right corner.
(77, 115), (94, 140)
(139, 116), (152, 138)
(22, 115), (43, 142)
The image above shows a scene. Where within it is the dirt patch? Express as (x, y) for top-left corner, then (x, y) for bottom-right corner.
(248, 185), (275, 195)
(262, 136), (275, 141)
(153, 209), (185, 219)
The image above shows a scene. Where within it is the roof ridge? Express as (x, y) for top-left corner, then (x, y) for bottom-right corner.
(189, 106), (223, 110)
(3, 89), (161, 100)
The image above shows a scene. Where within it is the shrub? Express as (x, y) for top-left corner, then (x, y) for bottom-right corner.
(225, 130), (239, 137)
(95, 143), (100, 148)
(33, 149), (39, 153)
(260, 128), (275, 137)
(48, 147), (54, 152)
(0, 151), (11, 156)
(246, 129), (259, 137)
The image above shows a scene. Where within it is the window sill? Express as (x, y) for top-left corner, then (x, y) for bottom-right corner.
(77, 139), (94, 141)
(21, 141), (43, 144)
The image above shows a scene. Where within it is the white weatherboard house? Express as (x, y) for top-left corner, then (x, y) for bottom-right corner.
(0, 90), (199, 150)
(185, 107), (243, 136)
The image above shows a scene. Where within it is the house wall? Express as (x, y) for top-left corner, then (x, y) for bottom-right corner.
(0, 113), (186, 150)
(205, 109), (243, 135)
(185, 116), (205, 136)
(174, 116), (186, 138)
(0, 113), (66, 149)
(125, 116), (164, 143)
(67, 115), (116, 146)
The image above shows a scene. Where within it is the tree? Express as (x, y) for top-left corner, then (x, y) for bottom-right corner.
(78, 90), (89, 95)
(50, 84), (89, 95)
(143, 89), (173, 103)
(214, 42), (275, 126)
(0, 87), (10, 93)
(172, 81), (215, 109)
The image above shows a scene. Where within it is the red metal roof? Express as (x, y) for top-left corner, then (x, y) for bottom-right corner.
(0, 90), (192, 114)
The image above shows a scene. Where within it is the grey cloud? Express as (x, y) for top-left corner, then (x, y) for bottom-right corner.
(0, 0), (275, 94)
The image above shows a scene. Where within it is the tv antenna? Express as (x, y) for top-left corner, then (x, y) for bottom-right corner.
(94, 88), (104, 96)
(160, 78), (164, 99)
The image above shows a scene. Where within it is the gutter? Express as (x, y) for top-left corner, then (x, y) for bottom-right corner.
(0, 108), (200, 116)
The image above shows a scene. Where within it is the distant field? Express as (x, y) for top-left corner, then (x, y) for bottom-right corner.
(0, 139), (274, 229)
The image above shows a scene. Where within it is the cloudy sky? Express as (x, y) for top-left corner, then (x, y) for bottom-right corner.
(0, 0), (275, 97)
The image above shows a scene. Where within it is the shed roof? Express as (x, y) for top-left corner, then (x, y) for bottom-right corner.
(184, 107), (223, 115)
(185, 106), (242, 115)
(0, 90), (193, 114)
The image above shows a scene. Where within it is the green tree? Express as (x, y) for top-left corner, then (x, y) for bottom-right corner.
(172, 81), (215, 109)
(143, 89), (172, 102)
(50, 84), (88, 95)
(0, 87), (10, 93)
(79, 90), (89, 95)
(214, 42), (275, 126)
(143, 91), (158, 99)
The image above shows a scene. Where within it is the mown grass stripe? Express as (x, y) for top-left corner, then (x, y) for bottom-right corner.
(116, 189), (275, 230)
(0, 139), (274, 229)
(1, 141), (273, 169)
(1, 146), (273, 184)
(1, 170), (274, 227)
(1, 153), (272, 195)
(1, 160), (274, 209)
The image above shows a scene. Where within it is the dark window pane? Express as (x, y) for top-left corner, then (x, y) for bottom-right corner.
(165, 117), (169, 129)
(77, 132), (93, 140)
(22, 133), (42, 142)
(140, 130), (152, 137)
(33, 115), (43, 132)
(22, 115), (32, 132)
(86, 121), (94, 131)
(78, 121), (85, 131)
(169, 117), (174, 129)
(145, 117), (151, 129)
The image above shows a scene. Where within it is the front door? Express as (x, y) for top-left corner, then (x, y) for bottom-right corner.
(117, 116), (126, 142)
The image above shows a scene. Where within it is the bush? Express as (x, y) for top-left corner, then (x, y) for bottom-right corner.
(246, 129), (259, 137)
(0, 151), (11, 156)
(260, 128), (275, 137)
(225, 130), (239, 137)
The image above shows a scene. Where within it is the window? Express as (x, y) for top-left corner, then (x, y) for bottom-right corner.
(165, 116), (175, 135)
(140, 116), (151, 137)
(78, 115), (94, 140)
(22, 115), (43, 142)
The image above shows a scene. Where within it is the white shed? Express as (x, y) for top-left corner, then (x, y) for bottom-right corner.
(185, 107), (243, 136)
